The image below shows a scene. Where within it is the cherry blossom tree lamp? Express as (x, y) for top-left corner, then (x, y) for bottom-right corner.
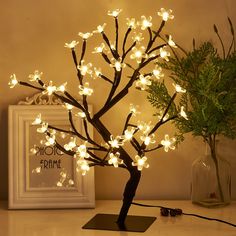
(9, 8), (187, 232)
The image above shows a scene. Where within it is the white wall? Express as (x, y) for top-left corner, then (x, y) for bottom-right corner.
(1, 0), (235, 200)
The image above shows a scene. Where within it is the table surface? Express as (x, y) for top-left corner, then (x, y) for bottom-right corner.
(0, 200), (236, 236)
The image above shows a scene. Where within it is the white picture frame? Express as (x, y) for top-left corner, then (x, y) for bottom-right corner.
(8, 104), (95, 209)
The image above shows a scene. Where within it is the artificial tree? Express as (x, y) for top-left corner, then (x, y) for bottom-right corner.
(9, 8), (187, 230)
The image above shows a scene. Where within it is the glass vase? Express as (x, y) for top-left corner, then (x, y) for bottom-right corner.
(191, 141), (231, 207)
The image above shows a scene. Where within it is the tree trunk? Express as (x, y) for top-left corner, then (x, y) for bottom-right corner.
(117, 166), (141, 226)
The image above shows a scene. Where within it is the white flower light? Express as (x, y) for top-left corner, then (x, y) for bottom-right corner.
(37, 122), (48, 133)
(79, 82), (93, 96)
(140, 133), (156, 146)
(124, 127), (136, 141)
(64, 103), (74, 110)
(78, 32), (93, 40)
(110, 58), (126, 71)
(132, 32), (144, 43)
(129, 104), (140, 116)
(76, 158), (90, 176)
(180, 106), (188, 120)
(8, 74), (18, 88)
(43, 81), (57, 96)
(107, 9), (122, 17)
(92, 43), (106, 54)
(29, 70), (43, 82)
(126, 18), (136, 29)
(160, 47), (170, 61)
(64, 137), (77, 151)
(76, 111), (86, 118)
(130, 46), (147, 63)
(45, 135), (56, 146)
(77, 60), (93, 76)
(76, 142), (89, 159)
(137, 121), (153, 134)
(168, 35), (177, 48)
(161, 134), (176, 152)
(108, 152), (123, 168)
(157, 8), (174, 21)
(64, 40), (79, 49)
(132, 155), (149, 171)
(93, 67), (102, 78)
(32, 114), (42, 125)
(138, 16), (152, 30)
(173, 83), (186, 93)
(152, 66), (164, 80)
(57, 82), (67, 92)
(93, 23), (107, 33)
(135, 75), (152, 91)
(108, 135), (124, 148)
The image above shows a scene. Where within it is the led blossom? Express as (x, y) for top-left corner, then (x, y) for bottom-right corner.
(76, 142), (89, 159)
(37, 122), (48, 133)
(93, 67), (102, 78)
(29, 70), (43, 81)
(140, 133), (156, 146)
(135, 75), (152, 91)
(132, 155), (149, 171)
(129, 104), (140, 116)
(157, 8), (174, 21)
(32, 114), (42, 125)
(78, 82), (93, 96)
(78, 32), (93, 40)
(160, 46), (170, 61)
(93, 43), (106, 54)
(168, 35), (177, 48)
(132, 32), (144, 43)
(161, 134), (176, 152)
(76, 158), (90, 176)
(173, 83), (186, 93)
(126, 18), (136, 29)
(108, 135), (124, 148)
(138, 16), (152, 30)
(64, 103), (74, 110)
(64, 137), (77, 151)
(57, 82), (67, 92)
(180, 106), (188, 120)
(64, 40), (79, 49)
(108, 152), (123, 168)
(93, 23), (106, 33)
(8, 74), (18, 88)
(124, 127), (136, 141)
(107, 9), (122, 17)
(110, 58), (126, 71)
(45, 135), (56, 146)
(137, 121), (152, 134)
(152, 66), (164, 79)
(43, 81), (57, 96)
(77, 60), (93, 76)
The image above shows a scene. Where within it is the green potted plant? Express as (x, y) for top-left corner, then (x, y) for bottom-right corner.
(148, 18), (236, 207)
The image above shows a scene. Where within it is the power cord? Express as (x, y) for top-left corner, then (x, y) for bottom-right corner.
(132, 202), (236, 228)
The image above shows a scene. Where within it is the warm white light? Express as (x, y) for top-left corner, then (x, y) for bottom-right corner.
(43, 81), (56, 95)
(37, 122), (48, 133)
(132, 155), (149, 171)
(108, 152), (123, 168)
(168, 35), (177, 48)
(45, 135), (56, 146)
(77, 142), (89, 158)
(93, 43), (106, 54)
(77, 60), (93, 76)
(129, 104), (140, 116)
(93, 67), (102, 78)
(126, 18), (136, 29)
(78, 82), (93, 96)
(135, 75), (152, 91)
(130, 46), (147, 63)
(29, 70), (43, 82)
(76, 158), (90, 176)
(65, 103), (74, 110)
(78, 32), (93, 40)
(64, 137), (77, 151)
(57, 82), (67, 92)
(132, 32), (144, 43)
(157, 110), (169, 121)
(32, 167), (41, 174)
(173, 83), (186, 93)
(137, 121), (152, 134)
(180, 106), (188, 120)
(110, 58), (126, 71)
(93, 23), (107, 33)
(157, 8), (174, 21)
(8, 74), (18, 88)
(57, 182), (63, 187)
(152, 66), (164, 79)
(140, 133), (156, 146)
(30, 145), (37, 155)
(77, 111), (86, 118)
(32, 114), (42, 125)
(161, 134), (176, 152)
(108, 135), (124, 148)
(107, 9), (122, 17)
(124, 127), (136, 141)
(139, 16), (152, 30)
(160, 47), (170, 61)
(68, 179), (74, 186)
(64, 40), (79, 49)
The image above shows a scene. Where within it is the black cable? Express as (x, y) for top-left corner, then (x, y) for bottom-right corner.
(132, 202), (236, 228)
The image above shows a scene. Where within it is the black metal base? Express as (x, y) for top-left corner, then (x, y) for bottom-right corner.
(82, 213), (156, 232)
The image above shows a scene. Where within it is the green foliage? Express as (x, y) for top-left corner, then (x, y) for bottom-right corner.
(157, 40), (236, 141)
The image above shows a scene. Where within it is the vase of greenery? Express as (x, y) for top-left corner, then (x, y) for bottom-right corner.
(148, 19), (236, 207)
